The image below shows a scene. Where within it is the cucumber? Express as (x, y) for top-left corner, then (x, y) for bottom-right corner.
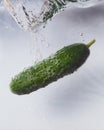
(10, 39), (95, 95)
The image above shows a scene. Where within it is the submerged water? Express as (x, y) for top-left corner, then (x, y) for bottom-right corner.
(0, 1), (104, 130)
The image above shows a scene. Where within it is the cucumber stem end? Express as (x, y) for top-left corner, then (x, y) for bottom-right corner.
(86, 39), (96, 48)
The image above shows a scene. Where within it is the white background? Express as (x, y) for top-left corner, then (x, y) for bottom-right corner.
(0, 2), (104, 130)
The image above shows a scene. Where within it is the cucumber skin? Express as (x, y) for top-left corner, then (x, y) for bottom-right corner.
(10, 43), (90, 95)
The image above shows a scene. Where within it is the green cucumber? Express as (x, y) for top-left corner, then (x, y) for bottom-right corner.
(10, 39), (95, 95)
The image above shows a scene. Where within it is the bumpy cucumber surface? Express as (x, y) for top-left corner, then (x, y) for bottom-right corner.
(10, 39), (95, 95)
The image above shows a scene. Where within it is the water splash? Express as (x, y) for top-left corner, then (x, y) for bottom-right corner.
(4, 0), (104, 32)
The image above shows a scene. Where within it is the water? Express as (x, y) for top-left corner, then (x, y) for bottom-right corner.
(1, 1), (104, 130)
(3, 0), (104, 31)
